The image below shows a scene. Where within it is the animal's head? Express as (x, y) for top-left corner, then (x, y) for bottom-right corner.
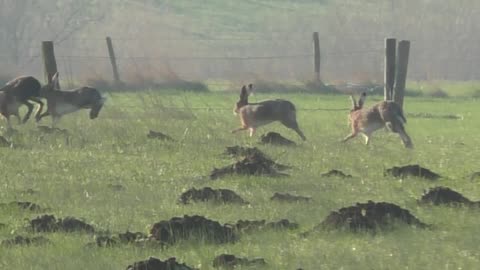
(349, 92), (367, 112)
(233, 84), (252, 115)
(40, 72), (60, 97)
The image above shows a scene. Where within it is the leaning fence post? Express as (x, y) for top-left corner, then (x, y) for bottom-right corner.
(394, 40), (410, 108)
(313, 32), (321, 82)
(106, 36), (121, 83)
(384, 38), (396, 100)
(42, 41), (59, 89)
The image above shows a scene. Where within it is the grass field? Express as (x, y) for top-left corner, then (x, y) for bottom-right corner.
(0, 90), (479, 269)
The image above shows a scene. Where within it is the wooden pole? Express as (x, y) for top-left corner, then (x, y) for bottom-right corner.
(106, 36), (120, 83)
(41, 41), (59, 89)
(394, 40), (410, 108)
(313, 32), (321, 82)
(384, 38), (396, 100)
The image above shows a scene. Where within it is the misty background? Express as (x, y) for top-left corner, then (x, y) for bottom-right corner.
(1, 0), (479, 87)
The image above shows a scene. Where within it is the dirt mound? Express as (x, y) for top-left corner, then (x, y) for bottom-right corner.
(147, 130), (175, 141)
(0, 201), (44, 211)
(126, 257), (197, 270)
(318, 201), (427, 232)
(419, 187), (479, 207)
(385, 164), (441, 180)
(213, 254), (266, 269)
(223, 146), (264, 158)
(1, 235), (50, 247)
(270, 192), (311, 203)
(210, 152), (290, 180)
(260, 132), (296, 146)
(233, 219), (299, 233)
(320, 169), (353, 178)
(150, 215), (236, 245)
(30, 215), (95, 233)
(179, 187), (248, 204)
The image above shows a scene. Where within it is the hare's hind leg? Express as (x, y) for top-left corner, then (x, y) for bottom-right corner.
(281, 118), (306, 141)
(388, 121), (413, 148)
(342, 132), (358, 142)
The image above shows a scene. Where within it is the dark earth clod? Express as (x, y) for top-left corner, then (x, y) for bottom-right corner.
(126, 257), (197, 270)
(30, 215), (95, 233)
(320, 169), (353, 178)
(316, 201), (427, 233)
(179, 187), (248, 204)
(213, 254), (266, 269)
(150, 215), (236, 245)
(147, 130), (175, 141)
(270, 192), (311, 203)
(385, 164), (441, 180)
(419, 186), (480, 207)
(260, 132), (296, 146)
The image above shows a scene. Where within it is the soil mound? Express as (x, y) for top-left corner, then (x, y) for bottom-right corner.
(318, 201), (427, 232)
(179, 187), (248, 204)
(233, 219), (299, 233)
(260, 132), (296, 146)
(126, 257), (197, 270)
(320, 169), (352, 178)
(1, 235), (50, 247)
(270, 192), (311, 203)
(213, 254), (266, 269)
(30, 215), (95, 233)
(210, 152), (290, 180)
(147, 130), (175, 141)
(150, 215), (236, 245)
(385, 164), (441, 180)
(419, 187), (479, 207)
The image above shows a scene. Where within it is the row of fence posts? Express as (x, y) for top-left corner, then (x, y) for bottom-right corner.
(39, 33), (410, 108)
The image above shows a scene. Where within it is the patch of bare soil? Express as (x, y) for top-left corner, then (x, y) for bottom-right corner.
(233, 219), (299, 233)
(150, 215), (237, 245)
(213, 254), (266, 269)
(147, 130), (175, 141)
(179, 187), (248, 204)
(260, 132), (296, 146)
(317, 201), (427, 232)
(0, 201), (44, 211)
(30, 215), (95, 233)
(1, 235), (50, 247)
(385, 164), (441, 180)
(419, 187), (480, 207)
(320, 169), (353, 178)
(270, 192), (311, 203)
(210, 151), (290, 180)
(126, 257), (197, 270)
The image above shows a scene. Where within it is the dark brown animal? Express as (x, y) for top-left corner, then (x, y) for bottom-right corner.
(232, 84), (306, 140)
(0, 76), (44, 124)
(36, 72), (106, 127)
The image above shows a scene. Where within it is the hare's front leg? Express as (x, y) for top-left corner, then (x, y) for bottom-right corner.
(249, 127), (256, 137)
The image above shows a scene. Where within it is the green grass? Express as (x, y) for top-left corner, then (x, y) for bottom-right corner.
(0, 91), (479, 269)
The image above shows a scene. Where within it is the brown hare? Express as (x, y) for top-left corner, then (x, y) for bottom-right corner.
(0, 76), (44, 123)
(232, 84), (306, 141)
(36, 72), (106, 127)
(343, 92), (413, 148)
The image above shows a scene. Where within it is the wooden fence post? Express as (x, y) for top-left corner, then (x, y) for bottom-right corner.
(106, 36), (121, 83)
(313, 32), (321, 82)
(394, 40), (410, 108)
(42, 41), (59, 89)
(384, 38), (396, 100)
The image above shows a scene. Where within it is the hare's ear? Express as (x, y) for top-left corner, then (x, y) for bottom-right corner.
(350, 95), (357, 109)
(240, 85), (248, 101)
(358, 92), (367, 108)
(247, 83), (253, 95)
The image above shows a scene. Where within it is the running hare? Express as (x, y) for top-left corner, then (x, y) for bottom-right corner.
(0, 76), (44, 123)
(343, 92), (413, 148)
(36, 72), (106, 127)
(232, 84), (306, 140)
(0, 91), (21, 129)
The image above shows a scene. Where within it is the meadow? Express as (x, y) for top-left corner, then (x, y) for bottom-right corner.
(0, 89), (479, 269)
